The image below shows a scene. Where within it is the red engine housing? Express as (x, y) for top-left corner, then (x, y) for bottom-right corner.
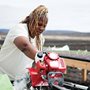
(45, 52), (66, 73)
(28, 52), (66, 87)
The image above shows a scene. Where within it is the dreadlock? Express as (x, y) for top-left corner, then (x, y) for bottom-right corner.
(21, 5), (48, 50)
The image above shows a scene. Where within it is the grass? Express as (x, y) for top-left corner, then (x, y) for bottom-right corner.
(47, 49), (90, 54)
(43, 47), (90, 56)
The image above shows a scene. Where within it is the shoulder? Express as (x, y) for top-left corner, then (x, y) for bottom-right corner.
(7, 23), (29, 41)
(9, 23), (28, 35)
(11, 23), (27, 30)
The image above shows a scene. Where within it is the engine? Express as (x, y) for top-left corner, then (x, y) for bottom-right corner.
(27, 52), (66, 90)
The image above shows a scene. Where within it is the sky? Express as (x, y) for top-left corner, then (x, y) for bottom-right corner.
(0, 0), (90, 32)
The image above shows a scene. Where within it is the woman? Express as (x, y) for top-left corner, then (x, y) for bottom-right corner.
(0, 5), (48, 80)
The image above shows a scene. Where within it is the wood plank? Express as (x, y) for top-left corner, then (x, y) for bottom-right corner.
(82, 69), (87, 81)
(63, 58), (90, 81)
(64, 58), (90, 70)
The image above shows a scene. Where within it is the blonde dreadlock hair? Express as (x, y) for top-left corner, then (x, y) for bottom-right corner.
(21, 5), (48, 50)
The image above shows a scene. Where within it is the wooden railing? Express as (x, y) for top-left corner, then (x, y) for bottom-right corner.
(61, 56), (90, 81)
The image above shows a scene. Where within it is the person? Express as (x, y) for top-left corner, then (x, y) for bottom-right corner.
(0, 5), (48, 80)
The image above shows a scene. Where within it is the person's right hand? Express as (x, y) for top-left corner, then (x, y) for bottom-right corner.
(35, 51), (46, 63)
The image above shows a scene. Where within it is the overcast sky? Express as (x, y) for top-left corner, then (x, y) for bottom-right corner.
(0, 0), (90, 32)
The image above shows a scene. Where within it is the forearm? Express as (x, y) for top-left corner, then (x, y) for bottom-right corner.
(14, 36), (38, 60)
(21, 43), (38, 60)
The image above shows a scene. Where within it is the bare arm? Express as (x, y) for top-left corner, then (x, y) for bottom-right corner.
(14, 36), (38, 60)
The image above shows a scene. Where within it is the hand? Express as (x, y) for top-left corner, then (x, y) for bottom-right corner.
(35, 51), (46, 63)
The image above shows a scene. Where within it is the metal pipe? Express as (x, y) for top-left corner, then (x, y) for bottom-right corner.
(64, 81), (89, 90)
(52, 83), (70, 90)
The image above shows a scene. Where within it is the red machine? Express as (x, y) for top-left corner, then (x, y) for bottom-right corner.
(14, 52), (90, 90)
(27, 52), (66, 90)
